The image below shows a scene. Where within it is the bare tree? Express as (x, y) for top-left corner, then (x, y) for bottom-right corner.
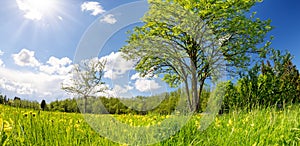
(62, 58), (107, 113)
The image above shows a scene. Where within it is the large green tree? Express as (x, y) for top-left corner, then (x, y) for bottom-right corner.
(121, 0), (272, 112)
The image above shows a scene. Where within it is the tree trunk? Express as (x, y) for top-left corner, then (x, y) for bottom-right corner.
(197, 79), (206, 112)
(183, 76), (193, 111)
(84, 96), (87, 113)
(191, 70), (198, 112)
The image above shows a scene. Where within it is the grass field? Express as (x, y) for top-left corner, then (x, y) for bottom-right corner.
(0, 104), (299, 145)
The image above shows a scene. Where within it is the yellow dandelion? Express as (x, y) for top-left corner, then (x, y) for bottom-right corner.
(69, 119), (73, 124)
(227, 119), (233, 127)
(153, 116), (157, 120)
(78, 129), (84, 133)
(215, 117), (219, 122)
(195, 121), (200, 127)
(243, 117), (249, 124)
(215, 117), (221, 127)
(74, 124), (80, 129)
(198, 125), (201, 129)
(142, 116), (147, 121)
(3, 120), (13, 133)
(228, 119), (233, 125)
(4, 126), (12, 133)
(157, 122), (161, 125)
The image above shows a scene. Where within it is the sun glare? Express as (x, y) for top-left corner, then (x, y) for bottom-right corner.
(16, 0), (59, 21)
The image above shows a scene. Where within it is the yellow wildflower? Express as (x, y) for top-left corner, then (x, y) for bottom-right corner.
(157, 122), (161, 125)
(215, 117), (221, 127)
(227, 119), (233, 127)
(2, 120), (13, 133)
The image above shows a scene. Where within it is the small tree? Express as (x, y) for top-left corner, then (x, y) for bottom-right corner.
(3, 95), (7, 105)
(62, 58), (107, 113)
(0, 94), (4, 104)
(41, 100), (46, 111)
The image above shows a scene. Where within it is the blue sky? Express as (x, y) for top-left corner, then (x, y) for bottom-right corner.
(0, 0), (299, 102)
(253, 0), (300, 64)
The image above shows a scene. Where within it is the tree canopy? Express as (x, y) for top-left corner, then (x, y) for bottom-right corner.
(121, 0), (273, 112)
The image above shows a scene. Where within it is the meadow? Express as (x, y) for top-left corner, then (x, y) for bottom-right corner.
(0, 104), (299, 145)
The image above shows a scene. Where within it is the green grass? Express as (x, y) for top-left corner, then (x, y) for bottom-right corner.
(0, 104), (299, 145)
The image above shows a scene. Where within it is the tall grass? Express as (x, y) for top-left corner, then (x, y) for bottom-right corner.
(0, 104), (299, 145)
(158, 105), (300, 145)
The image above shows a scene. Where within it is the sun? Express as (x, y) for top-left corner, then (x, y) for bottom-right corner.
(16, 0), (59, 21)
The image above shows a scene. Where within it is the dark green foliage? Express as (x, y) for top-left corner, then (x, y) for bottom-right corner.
(0, 94), (7, 104)
(49, 99), (79, 112)
(221, 50), (300, 112)
(0, 97), (40, 110)
(44, 90), (183, 115)
(0, 94), (4, 104)
(40, 100), (46, 111)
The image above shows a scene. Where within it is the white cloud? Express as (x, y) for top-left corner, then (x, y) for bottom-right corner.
(12, 49), (40, 67)
(131, 73), (141, 80)
(39, 56), (72, 75)
(12, 49), (72, 74)
(0, 50), (4, 56)
(0, 49), (74, 101)
(101, 52), (136, 80)
(0, 78), (36, 95)
(81, 1), (105, 16)
(130, 73), (161, 92)
(96, 84), (134, 98)
(135, 79), (161, 92)
(100, 14), (117, 24)
(16, 0), (61, 21)
(99, 52), (163, 95)
(0, 67), (69, 101)
(16, 0), (42, 20)
(110, 85), (129, 95)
